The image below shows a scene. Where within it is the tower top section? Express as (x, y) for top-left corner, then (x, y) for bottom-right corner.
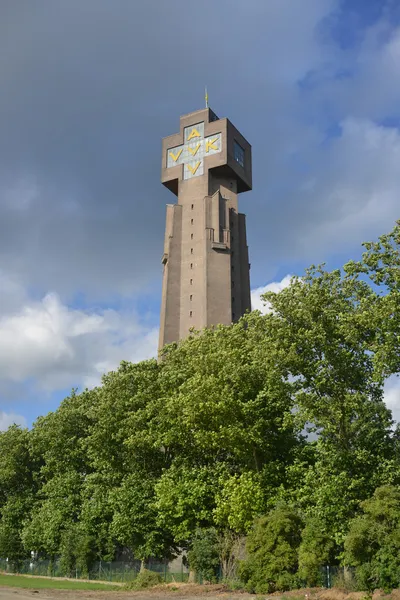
(161, 107), (252, 196)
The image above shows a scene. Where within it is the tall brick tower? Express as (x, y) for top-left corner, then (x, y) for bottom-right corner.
(158, 107), (252, 352)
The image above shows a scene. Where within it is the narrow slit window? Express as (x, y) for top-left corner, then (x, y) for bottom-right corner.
(191, 233), (193, 239)
(190, 295), (193, 301)
(190, 263), (193, 269)
(191, 204), (194, 209)
(191, 219), (194, 225)
(191, 248), (193, 254)
(190, 310), (193, 317)
(190, 279), (193, 285)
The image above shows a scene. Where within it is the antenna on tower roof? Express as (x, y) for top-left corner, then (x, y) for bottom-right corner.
(205, 86), (209, 108)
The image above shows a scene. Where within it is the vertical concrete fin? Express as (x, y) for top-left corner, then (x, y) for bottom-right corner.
(158, 204), (183, 354)
(238, 212), (251, 314)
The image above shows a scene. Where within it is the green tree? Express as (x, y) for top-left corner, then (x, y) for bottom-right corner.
(187, 528), (220, 583)
(344, 485), (400, 592)
(0, 426), (37, 564)
(239, 506), (302, 593)
(262, 264), (397, 547)
(298, 516), (334, 586)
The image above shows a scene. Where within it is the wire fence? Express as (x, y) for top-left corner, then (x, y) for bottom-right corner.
(0, 558), (189, 583)
(0, 557), (355, 589)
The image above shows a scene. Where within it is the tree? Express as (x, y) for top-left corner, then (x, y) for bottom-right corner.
(239, 506), (302, 593)
(344, 485), (400, 591)
(298, 516), (334, 586)
(187, 528), (220, 583)
(0, 426), (37, 564)
(262, 264), (397, 548)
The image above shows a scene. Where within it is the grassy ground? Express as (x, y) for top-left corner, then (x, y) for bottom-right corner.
(0, 573), (120, 590)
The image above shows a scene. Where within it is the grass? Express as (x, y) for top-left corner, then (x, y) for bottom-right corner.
(0, 573), (120, 590)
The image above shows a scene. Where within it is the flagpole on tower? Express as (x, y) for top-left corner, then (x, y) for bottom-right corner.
(205, 86), (209, 108)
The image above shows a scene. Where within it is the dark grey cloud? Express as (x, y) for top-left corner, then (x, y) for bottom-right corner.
(1, 0), (398, 305)
(0, 0), (341, 299)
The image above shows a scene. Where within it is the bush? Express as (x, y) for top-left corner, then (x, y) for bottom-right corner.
(298, 516), (335, 586)
(344, 486), (400, 592)
(125, 569), (162, 590)
(239, 506), (303, 594)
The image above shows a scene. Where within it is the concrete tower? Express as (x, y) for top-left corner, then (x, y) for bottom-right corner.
(158, 107), (252, 352)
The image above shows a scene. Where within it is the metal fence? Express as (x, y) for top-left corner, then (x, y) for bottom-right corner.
(0, 558), (189, 583)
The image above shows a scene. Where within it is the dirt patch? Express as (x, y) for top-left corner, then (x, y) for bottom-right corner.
(0, 583), (253, 600)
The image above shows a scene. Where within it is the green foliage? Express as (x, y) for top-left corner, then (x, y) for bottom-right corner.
(187, 528), (220, 582)
(125, 568), (162, 589)
(344, 485), (400, 592)
(0, 221), (399, 591)
(298, 516), (334, 586)
(59, 523), (95, 578)
(239, 506), (303, 593)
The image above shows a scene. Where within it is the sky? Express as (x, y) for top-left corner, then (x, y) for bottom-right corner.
(1, 0), (400, 429)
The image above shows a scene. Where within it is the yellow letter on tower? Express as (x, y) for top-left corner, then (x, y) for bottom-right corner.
(187, 128), (201, 141)
(205, 137), (218, 152)
(169, 148), (183, 162)
(187, 161), (201, 175)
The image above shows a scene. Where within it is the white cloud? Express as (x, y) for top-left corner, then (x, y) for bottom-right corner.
(0, 411), (27, 431)
(0, 280), (158, 391)
(383, 376), (400, 425)
(251, 275), (293, 314)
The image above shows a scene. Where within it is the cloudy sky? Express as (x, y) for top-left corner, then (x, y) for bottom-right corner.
(1, 0), (400, 429)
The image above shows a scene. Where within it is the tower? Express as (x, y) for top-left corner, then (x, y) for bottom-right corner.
(159, 107), (252, 352)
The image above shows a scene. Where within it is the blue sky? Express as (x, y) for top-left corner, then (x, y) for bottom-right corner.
(1, 0), (400, 428)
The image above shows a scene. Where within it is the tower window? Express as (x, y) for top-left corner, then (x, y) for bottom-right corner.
(234, 141), (245, 167)
(190, 294), (193, 301)
(190, 310), (193, 317)
(190, 278), (193, 285)
(190, 263), (193, 269)
(191, 204), (194, 209)
(191, 218), (194, 225)
(191, 233), (193, 239)
(191, 248), (193, 254)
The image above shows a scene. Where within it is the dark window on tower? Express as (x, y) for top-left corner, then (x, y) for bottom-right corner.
(191, 219), (194, 225)
(190, 294), (193, 301)
(190, 310), (193, 317)
(190, 278), (193, 284)
(191, 248), (193, 254)
(234, 141), (245, 167)
(191, 204), (194, 209)
(191, 233), (193, 239)
(190, 263), (193, 269)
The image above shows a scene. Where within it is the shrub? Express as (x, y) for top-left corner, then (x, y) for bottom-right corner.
(125, 569), (162, 590)
(298, 516), (335, 586)
(344, 486), (400, 592)
(239, 506), (303, 593)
